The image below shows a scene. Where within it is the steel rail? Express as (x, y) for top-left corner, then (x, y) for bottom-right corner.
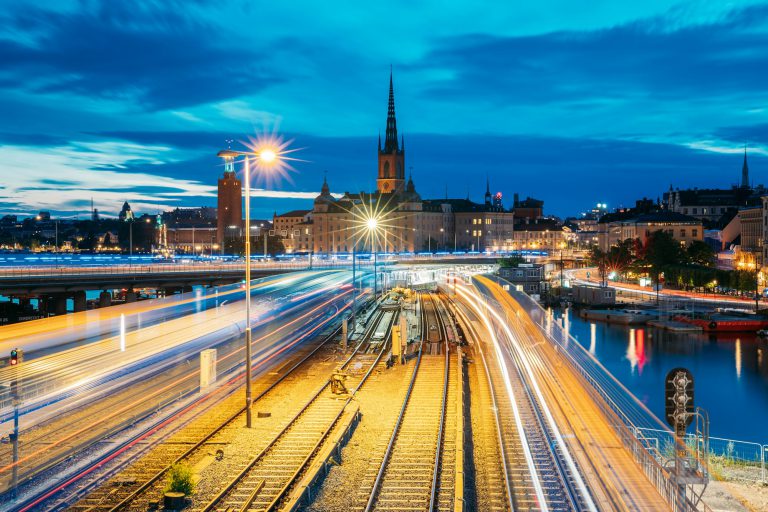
(429, 293), (450, 511)
(451, 297), (515, 512)
(364, 292), (449, 512)
(202, 308), (397, 512)
(106, 324), (344, 512)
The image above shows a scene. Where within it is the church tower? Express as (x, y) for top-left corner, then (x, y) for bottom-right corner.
(377, 71), (405, 195)
(741, 146), (750, 189)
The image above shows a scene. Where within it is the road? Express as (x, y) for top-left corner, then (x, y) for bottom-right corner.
(456, 275), (674, 511)
(568, 267), (765, 308)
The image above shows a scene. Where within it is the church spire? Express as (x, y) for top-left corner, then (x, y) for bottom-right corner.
(484, 175), (492, 206)
(741, 145), (750, 188)
(384, 69), (398, 153)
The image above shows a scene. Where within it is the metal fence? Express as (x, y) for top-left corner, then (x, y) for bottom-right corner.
(636, 427), (767, 483)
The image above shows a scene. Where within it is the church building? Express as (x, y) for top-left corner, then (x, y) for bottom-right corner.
(275, 72), (516, 254)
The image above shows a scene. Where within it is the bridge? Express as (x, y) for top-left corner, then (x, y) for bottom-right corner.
(0, 256), (500, 318)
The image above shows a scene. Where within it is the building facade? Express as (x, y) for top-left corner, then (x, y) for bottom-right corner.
(738, 206), (763, 268)
(597, 211), (703, 251)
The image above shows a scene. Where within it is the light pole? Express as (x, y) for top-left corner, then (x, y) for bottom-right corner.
(559, 241), (566, 289)
(217, 146), (279, 429)
(364, 216), (381, 298)
(440, 227), (444, 251)
(352, 239), (357, 328)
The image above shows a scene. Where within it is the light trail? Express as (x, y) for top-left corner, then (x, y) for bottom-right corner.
(0, 281), (353, 478)
(475, 279), (598, 511)
(454, 284), (549, 511)
(14, 302), (352, 512)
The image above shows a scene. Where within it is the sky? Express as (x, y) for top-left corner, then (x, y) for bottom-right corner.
(2, 0), (768, 219)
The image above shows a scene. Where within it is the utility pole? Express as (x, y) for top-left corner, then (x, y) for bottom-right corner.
(10, 348), (23, 499)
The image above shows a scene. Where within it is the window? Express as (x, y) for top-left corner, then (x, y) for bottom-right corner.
(680, 229), (686, 237)
(692, 229), (698, 237)
(692, 208), (698, 214)
(383, 161), (390, 177)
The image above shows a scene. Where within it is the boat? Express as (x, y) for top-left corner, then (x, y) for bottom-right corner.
(673, 314), (768, 333)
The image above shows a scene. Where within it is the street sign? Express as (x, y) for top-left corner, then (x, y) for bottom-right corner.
(665, 367), (694, 429)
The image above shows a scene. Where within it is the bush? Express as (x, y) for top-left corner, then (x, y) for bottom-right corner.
(165, 463), (195, 496)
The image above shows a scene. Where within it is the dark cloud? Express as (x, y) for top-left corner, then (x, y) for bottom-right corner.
(0, 132), (69, 146)
(416, 5), (768, 105)
(0, 1), (288, 110)
(716, 123), (768, 147)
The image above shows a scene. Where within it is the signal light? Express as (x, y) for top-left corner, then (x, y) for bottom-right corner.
(10, 348), (22, 366)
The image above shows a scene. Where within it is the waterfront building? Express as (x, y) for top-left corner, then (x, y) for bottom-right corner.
(665, 149), (765, 225)
(597, 211), (703, 251)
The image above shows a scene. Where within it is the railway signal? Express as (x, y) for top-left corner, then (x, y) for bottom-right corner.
(665, 367), (694, 432)
(10, 348), (22, 366)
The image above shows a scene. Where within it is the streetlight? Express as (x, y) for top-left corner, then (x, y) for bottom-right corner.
(366, 216), (379, 297)
(217, 145), (282, 429)
(559, 241), (566, 289)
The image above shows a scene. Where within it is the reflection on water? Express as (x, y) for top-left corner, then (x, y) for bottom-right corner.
(625, 328), (648, 375)
(554, 307), (768, 444)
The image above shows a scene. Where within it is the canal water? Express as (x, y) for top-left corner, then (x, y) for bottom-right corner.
(554, 307), (768, 445)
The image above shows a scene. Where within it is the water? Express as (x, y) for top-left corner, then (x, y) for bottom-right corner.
(555, 307), (768, 445)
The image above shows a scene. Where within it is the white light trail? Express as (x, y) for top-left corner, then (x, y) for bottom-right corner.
(455, 284), (549, 511)
(473, 283), (599, 512)
(120, 313), (126, 352)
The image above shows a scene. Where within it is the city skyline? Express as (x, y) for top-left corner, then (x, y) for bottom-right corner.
(2, 1), (768, 219)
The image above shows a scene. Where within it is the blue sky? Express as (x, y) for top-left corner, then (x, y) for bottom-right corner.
(2, 0), (768, 219)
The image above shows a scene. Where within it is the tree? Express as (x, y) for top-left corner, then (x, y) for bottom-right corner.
(687, 241), (715, 267)
(643, 230), (683, 295)
(498, 256), (525, 268)
(589, 247), (609, 286)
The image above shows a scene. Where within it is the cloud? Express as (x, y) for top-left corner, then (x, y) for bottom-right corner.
(0, 1), (288, 110)
(417, 5), (768, 108)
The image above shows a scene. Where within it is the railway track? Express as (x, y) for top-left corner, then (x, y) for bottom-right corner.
(358, 292), (455, 511)
(197, 307), (397, 512)
(455, 288), (592, 512)
(64, 321), (348, 512)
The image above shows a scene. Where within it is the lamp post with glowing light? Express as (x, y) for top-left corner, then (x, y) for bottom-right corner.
(559, 241), (566, 289)
(366, 216), (379, 297)
(217, 145), (279, 429)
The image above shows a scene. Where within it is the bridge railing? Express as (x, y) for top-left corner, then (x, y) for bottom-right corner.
(486, 276), (714, 512)
(0, 260), (352, 279)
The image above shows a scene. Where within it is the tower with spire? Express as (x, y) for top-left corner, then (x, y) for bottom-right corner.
(377, 70), (406, 195)
(484, 176), (492, 206)
(741, 146), (750, 189)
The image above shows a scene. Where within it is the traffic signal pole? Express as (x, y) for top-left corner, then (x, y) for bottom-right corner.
(10, 348), (23, 499)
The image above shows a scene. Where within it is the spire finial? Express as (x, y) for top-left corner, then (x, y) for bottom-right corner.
(742, 143), (750, 188)
(384, 68), (398, 152)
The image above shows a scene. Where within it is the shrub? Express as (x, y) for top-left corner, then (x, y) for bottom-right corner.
(165, 463), (195, 496)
